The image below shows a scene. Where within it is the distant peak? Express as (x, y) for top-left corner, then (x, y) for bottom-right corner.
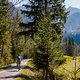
(67, 6), (80, 10)
(66, 6), (80, 16)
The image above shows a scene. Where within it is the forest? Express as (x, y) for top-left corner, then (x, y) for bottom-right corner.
(0, 0), (80, 80)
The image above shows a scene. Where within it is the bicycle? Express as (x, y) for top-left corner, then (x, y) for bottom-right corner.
(17, 60), (21, 71)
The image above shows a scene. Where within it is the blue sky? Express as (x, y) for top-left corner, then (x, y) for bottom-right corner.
(9, 0), (80, 9)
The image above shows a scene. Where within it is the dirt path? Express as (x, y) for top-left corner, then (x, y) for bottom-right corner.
(0, 59), (31, 80)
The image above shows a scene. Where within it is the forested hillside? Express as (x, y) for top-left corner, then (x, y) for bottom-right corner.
(0, 0), (28, 66)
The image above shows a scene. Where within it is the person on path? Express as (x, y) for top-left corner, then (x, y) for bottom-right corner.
(17, 55), (22, 71)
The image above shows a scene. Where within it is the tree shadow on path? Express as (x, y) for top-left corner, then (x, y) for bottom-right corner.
(0, 65), (26, 80)
(16, 74), (31, 80)
(6, 65), (25, 70)
(0, 75), (16, 79)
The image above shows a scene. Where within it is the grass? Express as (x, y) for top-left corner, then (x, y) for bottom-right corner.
(54, 56), (80, 80)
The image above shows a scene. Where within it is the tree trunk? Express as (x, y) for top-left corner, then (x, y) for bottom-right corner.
(48, 68), (56, 80)
(43, 68), (46, 80)
(45, 68), (48, 80)
(11, 35), (16, 59)
(45, 0), (48, 16)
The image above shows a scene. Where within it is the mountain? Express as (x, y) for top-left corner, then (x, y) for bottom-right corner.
(64, 7), (80, 33)
(64, 7), (80, 45)
(67, 7), (80, 16)
(64, 12), (80, 32)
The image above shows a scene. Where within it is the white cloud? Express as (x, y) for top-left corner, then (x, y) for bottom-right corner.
(65, 0), (80, 9)
(9, 0), (29, 7)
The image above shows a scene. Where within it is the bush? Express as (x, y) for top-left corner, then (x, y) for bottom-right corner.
(2, 52), (13, 65)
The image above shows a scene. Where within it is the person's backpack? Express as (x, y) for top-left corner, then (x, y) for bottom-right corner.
(18, 55), (21, 60)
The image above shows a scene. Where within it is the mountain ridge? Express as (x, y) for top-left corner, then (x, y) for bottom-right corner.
(64, 7), (80, 33)
(67, 7), (80, 16)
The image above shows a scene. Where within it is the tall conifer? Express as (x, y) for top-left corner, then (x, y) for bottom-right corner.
(19, 0), (68, 38)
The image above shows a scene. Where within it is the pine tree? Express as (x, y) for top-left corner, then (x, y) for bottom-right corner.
(0, 0), (13, 65)
(68, 37), (76, 56)
(19, 0), (68, 38)
(60, 38), (69, 55)
(11, 10), (23, 59)
(33, 17), (54, 79)
(0, 0), (11, 57)
(18, 0), (67, 79)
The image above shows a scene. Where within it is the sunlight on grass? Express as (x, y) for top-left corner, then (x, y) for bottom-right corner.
(26, 60), (35, 68)
(54, 57), (80, 79)
(22, 68), (35, 76)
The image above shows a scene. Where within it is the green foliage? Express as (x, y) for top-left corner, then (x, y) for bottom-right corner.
(61, 37), (77, 57)
(68, 38), (75, 56)
(0, 57), (4, 66)
(20, 0), (68, 39)
(32, 17), (53, 69)
(19, 2), (68, 77)
(31, 17), (65, 80)
(22, 0), (68, 79)
(3, 52), (13, 65)
(0, 2), (67, 79)
(0, 0), (25, 66)
(0, 0), (13, 66)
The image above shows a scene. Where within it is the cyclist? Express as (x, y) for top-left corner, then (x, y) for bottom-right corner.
(17, 55), (21, 71)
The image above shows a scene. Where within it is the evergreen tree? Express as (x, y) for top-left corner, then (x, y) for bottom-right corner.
(33, 16), (65, 80)
(60, 38), (68, 55)
(33, 17), (52, 79)
(61, 37), (76, 56)
(19, 0), (68, 38)
(0, 0), (11, 57)
(68, 37), (75, 56)
(19, 0), (67, 79)
(0, 0), (13, 65)
(11, 10), (22, 59)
